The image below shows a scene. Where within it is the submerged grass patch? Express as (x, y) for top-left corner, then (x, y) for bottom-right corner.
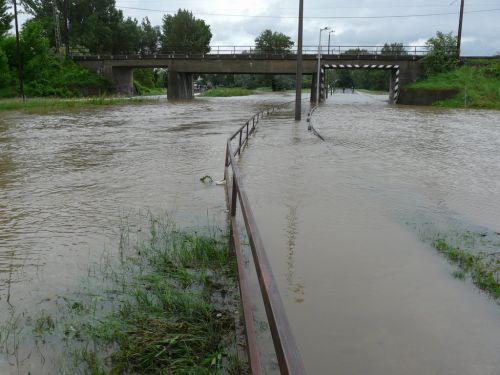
(0, 215), (246, 374)
(74, 219), (244, 374)
(433, 238), (500, 299)
(0, 96), (159, 113)
(201, 88), (254, 97)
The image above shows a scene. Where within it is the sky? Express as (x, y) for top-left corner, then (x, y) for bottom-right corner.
(15, 0), (500, 56)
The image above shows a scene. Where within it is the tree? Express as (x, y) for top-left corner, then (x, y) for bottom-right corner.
(381, 43), (407, 56)
(422, 31), (458, 76)
(0, 0), (13, 37)
(140, 17), (160, 54)
(112, 17), (142, 53)
(21, 0), (134, 54)
(254, 29), (294, 54)
(161, 9), (212, 53)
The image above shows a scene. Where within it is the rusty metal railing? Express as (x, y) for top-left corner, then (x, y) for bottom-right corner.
(223, 101), (306, 374)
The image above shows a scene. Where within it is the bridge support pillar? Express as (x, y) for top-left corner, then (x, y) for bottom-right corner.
(167, 71), (194, 100)
(310, 71), (326, 103)
(110, 67), (135, 96)
(389, 70), (396, 104)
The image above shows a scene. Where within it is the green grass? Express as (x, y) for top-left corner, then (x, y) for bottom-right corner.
(0, 96), (159, 113)
(78, 222), (242, 374)
(201, 87), (254, 97)
(0, 215), (246, 374)
(356, 89), (389, 95)
(434, 239), (500, 299)
(407, 60), (500, 109)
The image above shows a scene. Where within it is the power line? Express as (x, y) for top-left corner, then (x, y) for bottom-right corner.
(116, 5), (500, 19)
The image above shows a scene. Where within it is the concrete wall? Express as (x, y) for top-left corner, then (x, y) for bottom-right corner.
(398, 88), (459, 106)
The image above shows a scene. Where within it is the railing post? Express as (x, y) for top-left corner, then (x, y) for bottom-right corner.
(246, 121), (249, 141)
(238, 129), (243, 155)
(223, 146), (229, 181)
(231, 173), (238, 217)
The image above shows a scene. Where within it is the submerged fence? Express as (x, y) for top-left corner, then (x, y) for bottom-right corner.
(223, 101), (306, 374)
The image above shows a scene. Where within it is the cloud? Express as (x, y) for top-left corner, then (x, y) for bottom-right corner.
(14, 0), (500, 55)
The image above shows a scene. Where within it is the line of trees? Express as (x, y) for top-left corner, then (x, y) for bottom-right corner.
(20, 2), (211, 55)
(0, 1), (110, 97)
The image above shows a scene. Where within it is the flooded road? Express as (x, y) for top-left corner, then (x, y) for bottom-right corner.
(239, 92), (500, 374)
(1, 91), (499, 374)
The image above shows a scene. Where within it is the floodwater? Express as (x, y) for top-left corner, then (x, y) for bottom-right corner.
(0, 92), (499, 374)
(239, 92), (500, 374)
(0, 93), (291, 373)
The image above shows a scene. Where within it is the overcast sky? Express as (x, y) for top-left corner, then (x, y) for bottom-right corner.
(17, 0), (500, 55)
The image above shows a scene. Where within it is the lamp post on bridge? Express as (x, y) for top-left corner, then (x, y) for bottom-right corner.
(316, 27), (330, 106)
(327, 29), (334, 55)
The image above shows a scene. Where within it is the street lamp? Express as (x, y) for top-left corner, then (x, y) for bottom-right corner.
(328, 29), (334, 55)
(316, 27), (329, 106)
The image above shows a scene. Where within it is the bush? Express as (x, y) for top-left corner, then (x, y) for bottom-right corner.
(0, 20), (111, 98)
(422, 31), (459, 76)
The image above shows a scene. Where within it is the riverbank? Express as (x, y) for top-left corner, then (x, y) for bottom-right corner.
(405, 59), (500, 109)
(0, 96), (161, 113)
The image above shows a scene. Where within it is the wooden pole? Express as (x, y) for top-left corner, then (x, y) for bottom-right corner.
(457, 0), (464, 57)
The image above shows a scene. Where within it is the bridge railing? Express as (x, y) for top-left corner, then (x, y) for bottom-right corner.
(224, 100), (306, 375)
(71, 45), (428, 59)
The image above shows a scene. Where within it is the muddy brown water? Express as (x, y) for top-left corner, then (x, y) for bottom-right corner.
(1, 92), (500, 374)
(239, 92), (500, 374)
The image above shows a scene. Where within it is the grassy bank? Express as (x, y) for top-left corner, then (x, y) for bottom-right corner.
(407, 60), (500, 109)
(0, 216), (245, 374)
(433, 238), (500, 299)
(0, 96), (159, 113)
(201, 88), (254, 97)
(356, 89), (389, 95)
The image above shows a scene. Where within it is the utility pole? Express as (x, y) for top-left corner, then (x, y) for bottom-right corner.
(12, 0), (25, 100)
(456, 0), (465, 57)
(295, 0), (304, 121)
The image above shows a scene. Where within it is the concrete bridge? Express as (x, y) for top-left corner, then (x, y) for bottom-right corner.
(73, 46), (425, 103)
